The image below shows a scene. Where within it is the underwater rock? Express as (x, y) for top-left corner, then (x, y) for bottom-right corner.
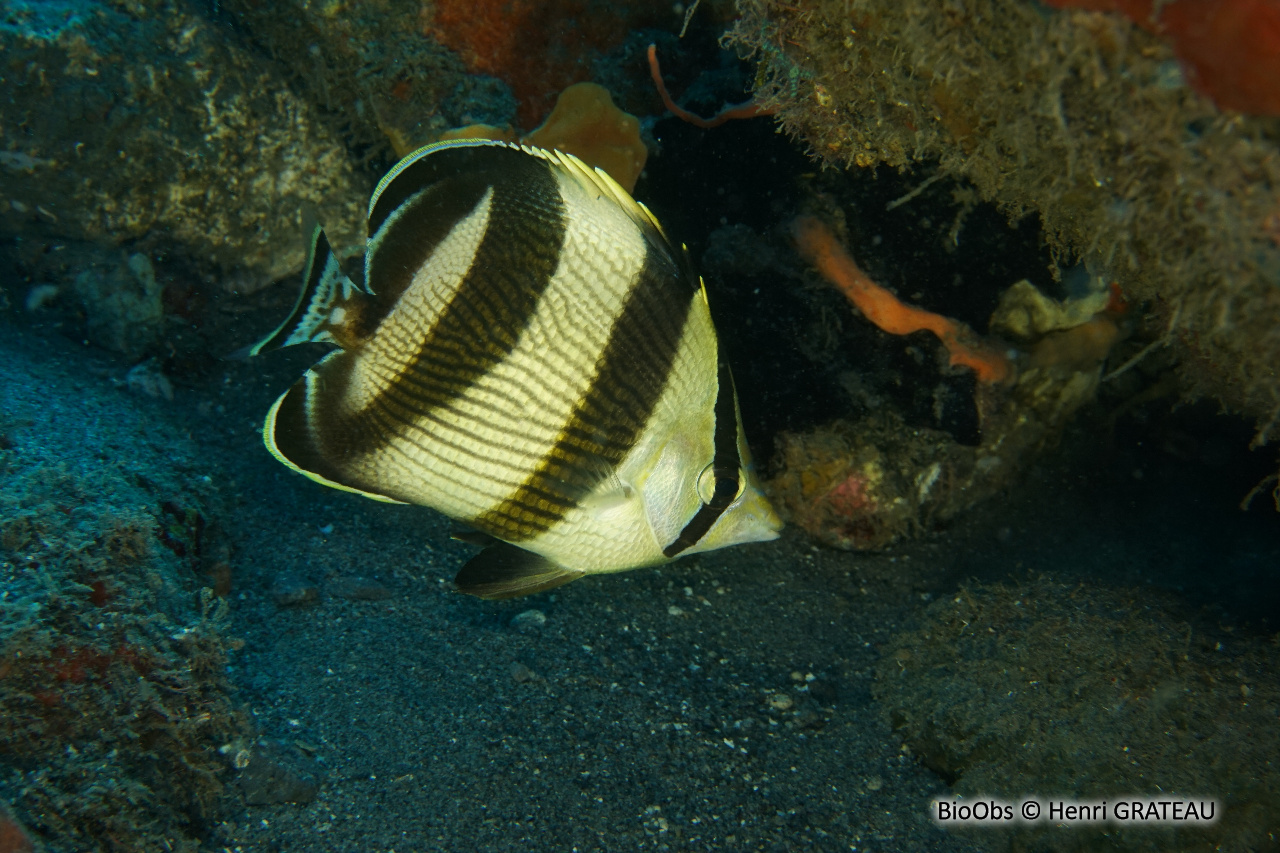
(510, 609), (548, 633)
(875, 576), (1280, 851)
(221, 0), (683, 158)
(0, 0), (366, 292)
(73, 253), (162, 359)
(238, 741), (323, 806)
(767, 279), (1121, 551)
(989, 280), (1112, 343)
(0, 322), (250, 850)
(727, 0), (1280, 442)
(215, 0), (502, 164)
(21, 284), (58, 313)
(767, 416), (946, 551)
(125, 359), (175, 400)
(508, 662), (540, 684)
(271, 573), (320, 608)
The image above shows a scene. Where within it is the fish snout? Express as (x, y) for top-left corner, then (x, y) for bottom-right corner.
(726, 483), (783, 546)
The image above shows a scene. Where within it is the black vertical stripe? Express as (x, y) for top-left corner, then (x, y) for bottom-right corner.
(271, 147), (570, 501)
(270, 379), (325, 476)
(270, 353), (407, 499)
(364, 177), (494, 315)
(661, 362), (742, 559)
(366, 146), (567, 332)
(323, 151), (568, 470)
(370, 142), (521, 236)
(475, 248), (701, 542)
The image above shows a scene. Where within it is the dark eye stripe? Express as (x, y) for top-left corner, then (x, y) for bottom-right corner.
(709, 470), (740, 508)
(662, 361), (741, 559)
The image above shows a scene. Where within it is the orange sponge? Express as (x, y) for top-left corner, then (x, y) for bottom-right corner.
(439, 83), (648, 194)
(523, 83), (647, 193)
(793, 217), (1014, 385)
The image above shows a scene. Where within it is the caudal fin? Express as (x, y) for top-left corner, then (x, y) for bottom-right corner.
(248, 224), (370, 356)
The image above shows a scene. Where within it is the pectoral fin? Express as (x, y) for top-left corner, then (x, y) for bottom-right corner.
(454, 543), (585, 599)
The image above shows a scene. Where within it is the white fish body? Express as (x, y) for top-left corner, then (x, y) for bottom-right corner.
(250, 139), (780, 598)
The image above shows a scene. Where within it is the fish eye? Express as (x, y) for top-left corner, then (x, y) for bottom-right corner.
(696, 463), (745, 507)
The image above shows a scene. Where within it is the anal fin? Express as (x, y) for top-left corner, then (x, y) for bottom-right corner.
(454, 543), (584, 600)
(450, 528), (501, 548)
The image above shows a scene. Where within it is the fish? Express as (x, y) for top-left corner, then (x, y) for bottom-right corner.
(248, 138), (781, 599)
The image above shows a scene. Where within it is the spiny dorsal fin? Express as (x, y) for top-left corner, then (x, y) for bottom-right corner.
(249, 224), (370, 356)
(372, 139), (687, 281)
(454, 543), (584, 600)
(533, 144), (688, 273)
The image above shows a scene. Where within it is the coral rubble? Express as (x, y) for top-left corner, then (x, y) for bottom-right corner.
(770, 212), (1122, 550)
(0, 326), (250, 850)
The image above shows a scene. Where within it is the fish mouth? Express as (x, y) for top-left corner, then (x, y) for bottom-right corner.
(727, 485), (784, 545)
(756, 501), (784, 540)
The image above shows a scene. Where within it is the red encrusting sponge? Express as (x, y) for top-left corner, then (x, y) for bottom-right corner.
(1043, 0), (1280, 117)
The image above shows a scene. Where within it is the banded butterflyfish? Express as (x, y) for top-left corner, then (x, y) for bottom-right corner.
(249, 139), (781, 599)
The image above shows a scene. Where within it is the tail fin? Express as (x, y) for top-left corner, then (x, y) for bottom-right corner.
(248, 224), (370, 356)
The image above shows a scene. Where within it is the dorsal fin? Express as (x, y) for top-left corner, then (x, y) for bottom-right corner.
(531, 144), (690, 274)
(370, 139), (689, 281)
(454, 543), (584, 599)
(249, 224), (371, 356)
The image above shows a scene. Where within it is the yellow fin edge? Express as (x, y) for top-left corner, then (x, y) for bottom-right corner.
(262, 390), (407, 505)
(370, 139), (673, 247)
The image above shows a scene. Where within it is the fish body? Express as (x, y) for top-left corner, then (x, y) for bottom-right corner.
(251, 139), (779, 598)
